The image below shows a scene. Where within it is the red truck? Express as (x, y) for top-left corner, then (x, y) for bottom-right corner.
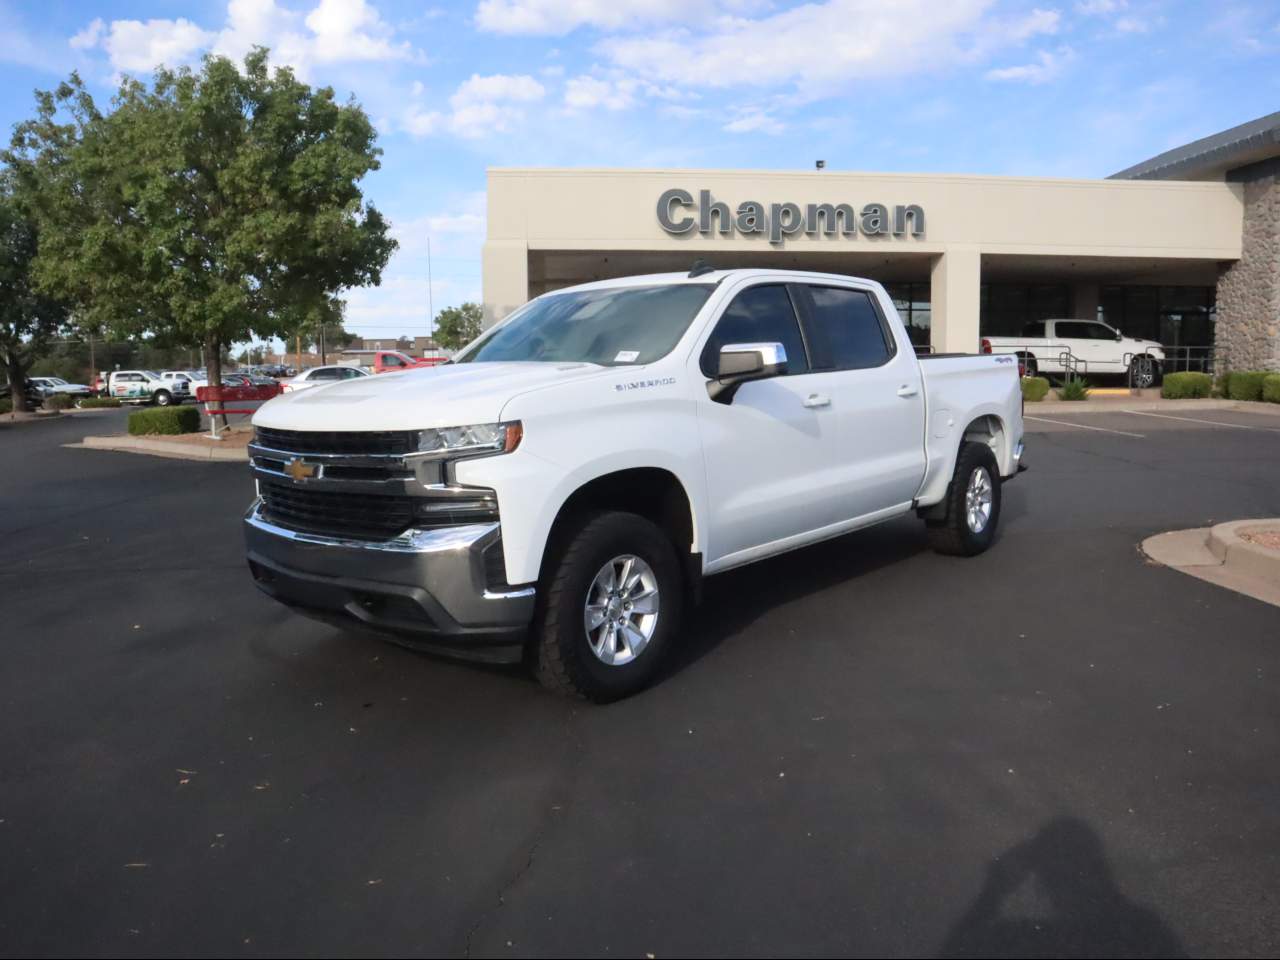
(340, 349), (448, 374)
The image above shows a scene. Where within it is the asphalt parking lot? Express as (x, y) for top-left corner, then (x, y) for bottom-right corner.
(2, 407), (1279, 958)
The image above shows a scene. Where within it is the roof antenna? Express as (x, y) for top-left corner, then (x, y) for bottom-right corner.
(688, 258), (715, 278)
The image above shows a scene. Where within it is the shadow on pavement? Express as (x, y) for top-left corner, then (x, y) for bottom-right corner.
(939, 817), (1186, 959)
(664, 516), (929, 678)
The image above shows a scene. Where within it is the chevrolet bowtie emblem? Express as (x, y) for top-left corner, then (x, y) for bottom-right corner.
(284, 458), (318, 481)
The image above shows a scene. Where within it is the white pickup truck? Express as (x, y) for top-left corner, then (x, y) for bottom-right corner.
(108, 369), (190, 406)
(982, 318), (1165, 388)
(245, 269), (1025, 700)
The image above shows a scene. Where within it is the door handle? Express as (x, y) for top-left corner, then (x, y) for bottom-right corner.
(803, 393), (831, 408)
(896, 384), (919, 398)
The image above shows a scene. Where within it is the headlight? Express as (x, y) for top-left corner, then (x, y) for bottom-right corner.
(416, 421), (522, 458)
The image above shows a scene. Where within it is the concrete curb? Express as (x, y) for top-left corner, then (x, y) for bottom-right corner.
(1142, 521), (1280, 608)
(1028, 399), (1280, 415)
(1207, 519), (1280, 583)
(72, 434), (249, 462)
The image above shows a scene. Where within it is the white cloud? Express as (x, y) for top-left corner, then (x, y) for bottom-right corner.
(1075, 0), (1122, 14)
(723, 110), (785, 134)
(69, 17), (105, 50)
(95, 18), (217, 73)
(599, 1), (1062, 91)
(564, 75), (636, 110)
(986, 45), (1075, 84)
(403, 73), (546, 139)
(474, 0), (719, 35)
(1114, 15), (1149, 33)
(69, 0), (416, 77)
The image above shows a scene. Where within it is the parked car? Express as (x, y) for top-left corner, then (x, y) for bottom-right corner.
(245, 268), (1026, 700)
(29, 376), (94, 399)
(982, 319), (1165, 387)
(280, 365), (372, 392)
(0, 378), (45, 409)
(160, 371), (199, 400)
(339, 349), (445, 375)
(108, 370), (189, 406)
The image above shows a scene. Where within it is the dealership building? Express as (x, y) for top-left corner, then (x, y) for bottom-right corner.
(482, 111), (1280, 373)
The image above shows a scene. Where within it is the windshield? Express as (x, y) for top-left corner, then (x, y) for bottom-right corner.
(144, 371), (161, 379)
(455, 284), (714, 366)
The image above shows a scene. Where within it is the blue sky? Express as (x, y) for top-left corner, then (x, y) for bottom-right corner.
(1, 0), (1278, 342)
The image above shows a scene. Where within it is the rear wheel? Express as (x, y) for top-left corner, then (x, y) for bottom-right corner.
(534, 510), (684, 702)
(926, 441), (1002, 557)
(1021, 355), (1038, 378)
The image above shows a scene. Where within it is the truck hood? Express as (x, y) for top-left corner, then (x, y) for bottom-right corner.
(252, 361), (611, 431)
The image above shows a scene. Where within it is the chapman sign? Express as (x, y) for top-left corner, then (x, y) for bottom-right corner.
(657, 188), (925, 246)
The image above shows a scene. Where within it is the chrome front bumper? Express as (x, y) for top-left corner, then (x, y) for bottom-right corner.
(244, 501), (535, 659)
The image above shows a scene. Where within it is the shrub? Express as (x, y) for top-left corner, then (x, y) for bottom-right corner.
(1227, 370), (1269, 402)
(44, 393), (73, 410)
(1264, 373), (1280, 404)
(1214, 371), (1231, 398)
(1021, 376), (1050, 402)
(75, 396), (122, 408)
(1057, 378), (1090, 401)
(128, 405), (201, 435)
(1162, 372), (1213, 399)
(0, 397), (10, 414)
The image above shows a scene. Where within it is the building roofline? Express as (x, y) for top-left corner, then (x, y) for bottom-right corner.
(1110, 111), (1280, 181)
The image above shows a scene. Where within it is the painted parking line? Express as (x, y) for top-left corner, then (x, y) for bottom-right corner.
(1119, 410), (1280, 433)
(1024, 415), (1146, 438)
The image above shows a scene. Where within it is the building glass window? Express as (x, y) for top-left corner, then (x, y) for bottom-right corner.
(1099, 285), (1217, 371)
(979, 283), (1070, 337)
(884, 282), (931, 349)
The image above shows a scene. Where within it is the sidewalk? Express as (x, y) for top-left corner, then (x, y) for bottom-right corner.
(70, 428), (251, 462)
(1143, 519), (1280, 608)
(1027, 395), (1280, 415)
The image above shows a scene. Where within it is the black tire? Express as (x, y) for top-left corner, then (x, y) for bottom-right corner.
(926, 441), (1003, 557)
(153, 389), (172, 407)
(1129, 355), (1160, 389)
(534, 510), (684, 702)
(1021, 355), (1038, 378)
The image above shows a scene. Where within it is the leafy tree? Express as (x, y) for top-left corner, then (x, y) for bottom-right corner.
(6, 50), (395, 420)
(434, 302), (484, 351)
(0, 178), (70, 412)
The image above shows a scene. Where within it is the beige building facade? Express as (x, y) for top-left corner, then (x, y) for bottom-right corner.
(483, 113), (1280, 372)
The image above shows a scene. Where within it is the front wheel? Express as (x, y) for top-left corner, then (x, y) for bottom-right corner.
(926, 441), (1003, 557)
(1129, 355), (1160, 389)
(534, 510), (684, 702)
(153, 389), (172, 407)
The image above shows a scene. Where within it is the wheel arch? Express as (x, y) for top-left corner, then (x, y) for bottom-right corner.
(537, 467), (700, 586)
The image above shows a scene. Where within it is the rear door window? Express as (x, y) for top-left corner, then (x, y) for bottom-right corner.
(700, 285), (809, 377)
(799, 285), (894, 370)
(1021, 321), (1046, 338)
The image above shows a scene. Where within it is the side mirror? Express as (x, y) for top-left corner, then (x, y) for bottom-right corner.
(708, 342), (788, 404)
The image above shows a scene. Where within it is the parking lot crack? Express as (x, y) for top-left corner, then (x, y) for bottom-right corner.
(462, 709), (586, 958)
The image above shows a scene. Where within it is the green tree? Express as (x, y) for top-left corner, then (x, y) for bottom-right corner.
(0, 178), (70, 412)
(6, 50), (396, 420)
(434, 302), (484, 351)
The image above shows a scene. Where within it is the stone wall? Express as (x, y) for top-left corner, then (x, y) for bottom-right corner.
(1216, 171), (1280, 372)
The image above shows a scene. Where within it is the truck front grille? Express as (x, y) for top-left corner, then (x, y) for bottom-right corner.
(259, 480), (416, 541)
(254, 427), (418, 457)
